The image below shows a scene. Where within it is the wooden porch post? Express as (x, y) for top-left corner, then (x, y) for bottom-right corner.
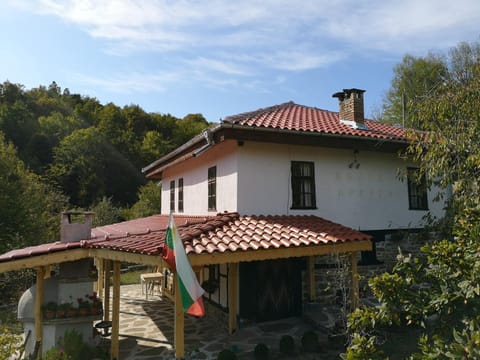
(174, 274), (185, 359)
(350, 252), (359, 309)
(34, 266), (45, 359)
(97, 258), (104, 299)
(111, 261), (121, 360)
(228, 262), (239, 335)
(307, 256), (316, 302)
(104, 260), (111, 322)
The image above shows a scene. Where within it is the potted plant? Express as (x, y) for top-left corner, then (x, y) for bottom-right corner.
(65, 302), (78, 318)
(42, 302), (57, 320)
(88, 292), (103, 316)
(56, 303), (70, 318)
(77, 298), (90, 316)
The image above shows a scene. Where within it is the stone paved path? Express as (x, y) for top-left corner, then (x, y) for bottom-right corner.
(108, 284), (343, 359)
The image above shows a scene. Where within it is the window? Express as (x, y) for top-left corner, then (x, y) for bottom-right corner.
(291, 161), (316, 209)
(169, 180), (175, 212)
(407, 167), (428, 210)
(208, 166), (217, 211)
(178, 178), (184, 213)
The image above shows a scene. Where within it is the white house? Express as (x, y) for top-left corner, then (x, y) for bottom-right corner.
(140, 88), (445, 321)
(0, 89), (447, 359)
(144, 88), (443, 246)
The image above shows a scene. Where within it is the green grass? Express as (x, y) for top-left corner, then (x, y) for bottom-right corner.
(120, 270), (143, 285)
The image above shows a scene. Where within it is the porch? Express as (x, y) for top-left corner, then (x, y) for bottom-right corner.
(109, 284), (343, 359)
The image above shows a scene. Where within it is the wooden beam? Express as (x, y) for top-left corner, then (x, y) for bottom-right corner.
(350, 252), (359, 310)
(307, 256), (316, 302)
(189, 240), (372, 266)
(89, 249), (161, 266)
(34, 267), (45, 359)
(104, 260), (111, 322)
(174, 274), (185, 359)
(111, 261), (121, 360)
(0, 249), (89, 274)
(228, 263), (238, 335)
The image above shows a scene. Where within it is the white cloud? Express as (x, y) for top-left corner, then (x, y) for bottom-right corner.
(24, 0), (480, 55)
(71, 71), (181, 93)
(16, 0), (480, 93)
(185, 57), (252, 76)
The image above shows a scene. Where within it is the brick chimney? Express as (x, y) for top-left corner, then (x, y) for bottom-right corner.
(332, 88), (367, 129)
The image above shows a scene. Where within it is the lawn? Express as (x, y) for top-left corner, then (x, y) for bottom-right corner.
(120, 269), (143, 285)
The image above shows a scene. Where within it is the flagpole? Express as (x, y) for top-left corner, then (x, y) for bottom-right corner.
(174, 273), (185, 359)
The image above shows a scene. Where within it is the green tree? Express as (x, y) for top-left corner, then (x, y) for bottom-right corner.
(173, 113), (209, 145)
(380, 53), (448, 128)
(48, 128), (145, 207)
(126, 181), (161, 219)
(90, 197), (124, 227)
(345, 41), (480, 359)
(140, 130), (173, 165)
(0, 132), (67, 252)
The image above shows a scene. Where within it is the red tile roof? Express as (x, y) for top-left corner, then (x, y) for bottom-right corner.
(0, 213), (371, 263)
(0, 241), (82, 262)
(223, 102), (407, 141)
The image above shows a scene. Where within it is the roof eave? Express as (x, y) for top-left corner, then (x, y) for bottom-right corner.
(144, 123), (410, 179)
(142, 123), (222, 178)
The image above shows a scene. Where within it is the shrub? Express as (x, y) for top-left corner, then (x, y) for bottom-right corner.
(0, 326), (22, 359)
(301, 330), (320, 353)
(254, 343), (269, 360)
(41, 347), (69, 360)
(40, 329), (108, 360)
(217, 349), (237, 360)
(279, 335), (295, 356)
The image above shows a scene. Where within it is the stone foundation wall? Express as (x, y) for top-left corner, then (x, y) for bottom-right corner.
(303, 231), (433, 304)
(376, 231), (433, 270)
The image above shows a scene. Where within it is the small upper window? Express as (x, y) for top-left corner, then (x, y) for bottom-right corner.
(291, 161), (316, 209)
(208, 166), (216, 211)
(407, 168), (428, 210)
(178, 178), (184, 213)
(169, 180), (175, 212)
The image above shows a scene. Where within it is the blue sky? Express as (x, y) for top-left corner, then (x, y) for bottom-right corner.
(1, 0), (479, 122)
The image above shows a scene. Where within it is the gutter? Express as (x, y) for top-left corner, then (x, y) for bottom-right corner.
(192, 128), (214, 157)
(141, 123), (222, 174)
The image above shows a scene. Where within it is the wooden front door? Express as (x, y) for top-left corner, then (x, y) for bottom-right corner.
(240, 258), (302, 322)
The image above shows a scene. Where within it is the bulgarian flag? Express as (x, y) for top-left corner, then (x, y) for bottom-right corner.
(163, 213), (205, 317)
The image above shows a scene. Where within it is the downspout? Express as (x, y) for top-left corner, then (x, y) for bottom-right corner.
(193, 129), (214, 157)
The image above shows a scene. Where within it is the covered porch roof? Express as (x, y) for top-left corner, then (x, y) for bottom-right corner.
(0, 212), (371, 359)
(0, 212), (372, 271)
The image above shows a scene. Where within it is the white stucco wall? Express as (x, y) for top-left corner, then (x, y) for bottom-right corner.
(161, 139), (445, 231)
(236, 142), (445, 231)
(161, 141), (238, 215)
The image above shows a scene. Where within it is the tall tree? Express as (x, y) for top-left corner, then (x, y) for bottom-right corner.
(173, 113), (209, 145)
(48, 128), (145, 207)
(126, 181), (162, 219)
(346, 41), (480, 359)
(380, 53), (448, 128)
(0, 132), (67, 252)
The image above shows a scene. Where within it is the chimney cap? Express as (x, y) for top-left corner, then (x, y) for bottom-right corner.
(332, 88), (366, 100)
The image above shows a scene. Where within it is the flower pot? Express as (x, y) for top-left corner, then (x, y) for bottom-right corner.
(44, 310), (56, 320)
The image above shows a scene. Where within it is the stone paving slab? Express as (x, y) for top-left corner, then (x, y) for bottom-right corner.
(107, 284), (343, 359)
